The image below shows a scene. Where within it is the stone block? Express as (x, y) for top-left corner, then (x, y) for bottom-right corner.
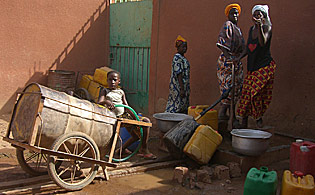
(214, 165), (230, 180)
(227, 162), (241, 178)
(200, 166), (214, 178)
(196, 169), (212, 184)
(173, 166), (188, 184)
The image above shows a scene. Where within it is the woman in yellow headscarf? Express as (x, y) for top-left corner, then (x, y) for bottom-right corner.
(165, 35), (190, 113)
(216, 3), (246, 125)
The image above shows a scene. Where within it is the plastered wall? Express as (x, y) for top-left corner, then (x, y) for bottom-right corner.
(149, 0), (315, 138)
(0, 0), (110, 114)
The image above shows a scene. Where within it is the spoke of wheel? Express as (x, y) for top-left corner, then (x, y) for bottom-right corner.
(25, 152), (39, 163)
(58, 166), (71, 177)
(62, 142), (71, 154)
(71, 166), (77, 183)
(42, 154), (48, 162)
(79, 145), (90, 157)
(73, 139), (79, 155)
(36, 154), (43, 169)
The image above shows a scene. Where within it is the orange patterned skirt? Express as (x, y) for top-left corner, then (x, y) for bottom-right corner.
(237, 61), (276, 119)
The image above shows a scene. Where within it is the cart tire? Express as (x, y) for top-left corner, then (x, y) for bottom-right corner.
(16, 148), (49, 176)
(74, 88), (93, 102)
(48, 132), (100, 191)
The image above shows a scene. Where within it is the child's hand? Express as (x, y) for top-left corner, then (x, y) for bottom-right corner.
(105, 101), (115, 110)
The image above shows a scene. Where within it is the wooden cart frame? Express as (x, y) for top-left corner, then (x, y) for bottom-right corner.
(3, 91), (151, 191)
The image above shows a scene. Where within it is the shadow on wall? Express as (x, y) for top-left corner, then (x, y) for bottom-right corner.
(0, 0), (110, 118)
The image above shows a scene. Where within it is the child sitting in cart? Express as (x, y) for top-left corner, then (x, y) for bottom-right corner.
(98, 70), (156, 160)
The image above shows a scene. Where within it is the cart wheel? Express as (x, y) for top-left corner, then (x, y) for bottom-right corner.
(74, 88), (93, 102)
(16, 148), (48, 176)
(48, 132), (100, 191)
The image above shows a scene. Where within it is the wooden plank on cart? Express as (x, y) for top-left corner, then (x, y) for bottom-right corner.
(119, 118), (152, 127)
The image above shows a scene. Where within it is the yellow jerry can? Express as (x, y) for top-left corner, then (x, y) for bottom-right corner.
(188, 105), (218, 130)
(78, 74), (93, 90)
(93, 66), (114, 87)
(87, 80), (103, 103)
(281, 170), (315, 195)
(183, 125), (222, 164)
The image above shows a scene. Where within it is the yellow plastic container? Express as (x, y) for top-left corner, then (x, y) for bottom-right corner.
(188, 105), (218, 130)
(87, 80), (103, 102)
(78, 74), (93, 90)
(183, 125), (222, 164)
(281, 170), (315, 195)
(93, 66), (114, 87)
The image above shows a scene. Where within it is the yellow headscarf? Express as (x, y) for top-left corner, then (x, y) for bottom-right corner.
(225, 3), (241, 17)
(175, 35), (187, 48)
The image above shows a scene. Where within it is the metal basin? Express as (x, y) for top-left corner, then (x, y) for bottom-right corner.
(153, 113), (193, 133)
(231, 129), (272, 156)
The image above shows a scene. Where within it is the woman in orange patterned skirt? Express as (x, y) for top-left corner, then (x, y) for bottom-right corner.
(236, 5), (276, 128)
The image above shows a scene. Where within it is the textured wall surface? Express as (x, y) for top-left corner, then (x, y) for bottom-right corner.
(0, 0), (110, 114)
(149, 0), (315, 138)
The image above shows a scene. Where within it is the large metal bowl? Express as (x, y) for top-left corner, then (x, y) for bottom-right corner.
(231, 129), (272, 156)
(153, 113), (193, 133)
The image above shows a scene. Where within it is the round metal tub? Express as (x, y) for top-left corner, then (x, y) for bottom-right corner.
(153, 113), (193, 133)
(231, 129), (272, 156)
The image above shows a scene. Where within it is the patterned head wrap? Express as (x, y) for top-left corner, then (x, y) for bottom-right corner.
(252, 5), (272, 26)
(225, 3), (241, 17)
(175, 35), (187, 48)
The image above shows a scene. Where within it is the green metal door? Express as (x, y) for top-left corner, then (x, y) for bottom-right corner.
(109, 0), (152, 114)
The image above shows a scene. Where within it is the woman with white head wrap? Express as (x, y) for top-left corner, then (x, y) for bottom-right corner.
(236, 5), (276, 128)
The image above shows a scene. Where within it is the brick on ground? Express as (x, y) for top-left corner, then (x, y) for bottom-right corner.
(214, 165), (230, 180)
(196, 169), (212, 184)
(173, 166), (189, 184)
(200, 166), (214, 178)
(227, 162), (241, 178)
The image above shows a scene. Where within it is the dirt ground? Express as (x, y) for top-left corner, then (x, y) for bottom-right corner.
(0, 113), (290, 195)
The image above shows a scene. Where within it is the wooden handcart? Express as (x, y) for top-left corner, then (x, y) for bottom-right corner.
(3, 83), (151, 191)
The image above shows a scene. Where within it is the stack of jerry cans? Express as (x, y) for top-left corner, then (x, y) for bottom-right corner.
(244, 166), (277, 195)
(78, 74), (93, 89)
(93, 66), (114, 87)
(87, 67), (115, 102)
(281, 170), (315, 195)
(183, 125), (222, 164)
(188, 105), (218, 130)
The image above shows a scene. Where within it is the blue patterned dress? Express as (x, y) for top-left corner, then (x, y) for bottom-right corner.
(165, 53), (190, 113)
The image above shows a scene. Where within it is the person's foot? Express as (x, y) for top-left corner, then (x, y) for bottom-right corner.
(232, 118), (241, 129)
(233, 117), (248, 129)
(137, 153), (157, 160)
(256, 118), (263, 128)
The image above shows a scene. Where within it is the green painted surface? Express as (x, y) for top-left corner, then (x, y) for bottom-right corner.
(109, 0), (152, 114)
(110, 0), (152, 47)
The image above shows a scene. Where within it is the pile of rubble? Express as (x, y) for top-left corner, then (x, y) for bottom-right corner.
(173, 162), (242, 191)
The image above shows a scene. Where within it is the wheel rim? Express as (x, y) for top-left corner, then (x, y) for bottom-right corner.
(16, 149), (48, 175)
(50, 136), (98, 187)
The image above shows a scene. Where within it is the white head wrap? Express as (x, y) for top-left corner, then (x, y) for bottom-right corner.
(252, 5), (272, 26)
